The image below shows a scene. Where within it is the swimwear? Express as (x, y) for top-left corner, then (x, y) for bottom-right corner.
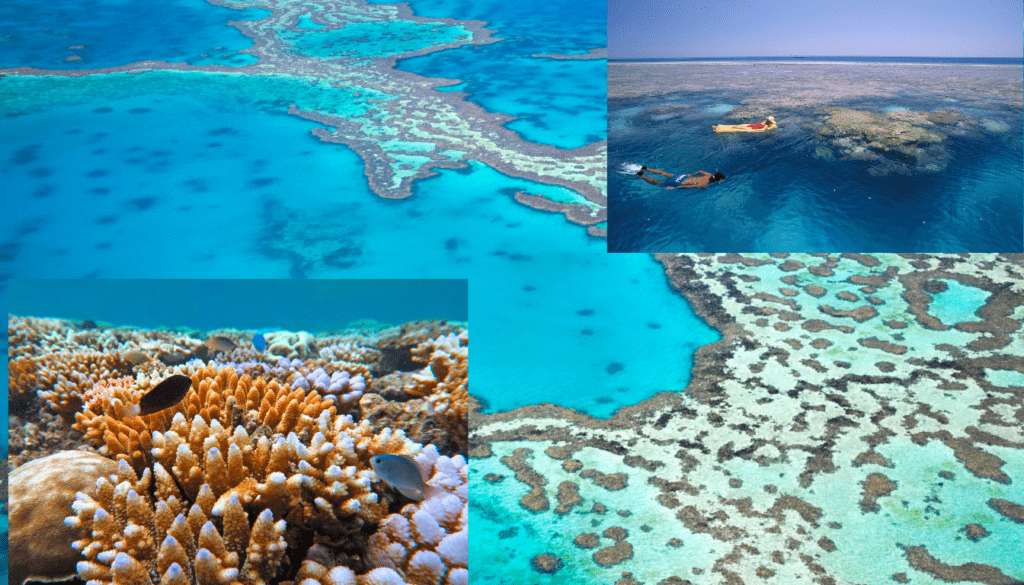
(669, 173), (688, 186)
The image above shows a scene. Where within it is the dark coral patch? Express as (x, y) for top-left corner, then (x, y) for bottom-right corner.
(95, 215), (118, 225)
(323, 245), (362, 269)
(498, 527), (519, 539)
(91, 187), (110, 196)
(530, 554), (564, 574)
(647, 322), (662, 329)
(606, 362), (624, 375)
(92, 107), (113, 113)
(523, 285), (536, 292)
(128, 108), (152, 114)
(250, 177), (280, 188)
(11, 144), (40, 165)
(209, 127), (240, 136)
(86, 169), (109, 178)
(184, 179), (208, 192)
(577, 309), (595, 316)
(444, 237), (459, 251)
(30, 167), (53, 178)
(32, 185), (55, 198)
(580, 329), (593, 335)
(130, 197), (157, 211)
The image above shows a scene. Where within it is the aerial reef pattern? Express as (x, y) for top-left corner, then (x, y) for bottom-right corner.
(9, 317), (468, 585)
(2, 0), (607, 235)
(471, 253), (1024, 584)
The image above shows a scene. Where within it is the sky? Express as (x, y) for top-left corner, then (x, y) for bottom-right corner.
(608, 0), (1023, 59)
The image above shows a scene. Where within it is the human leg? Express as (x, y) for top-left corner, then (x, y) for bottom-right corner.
(637, 172), (664, 185)
(643, 167), (675, 178)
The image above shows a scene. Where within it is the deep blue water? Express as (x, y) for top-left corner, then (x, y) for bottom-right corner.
(608, 66), (1023, 252)
(6, 280), (467, 331)
(0, 0), (267, 69)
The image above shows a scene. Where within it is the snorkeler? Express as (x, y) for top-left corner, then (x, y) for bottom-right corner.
(636, 166), (725, 189)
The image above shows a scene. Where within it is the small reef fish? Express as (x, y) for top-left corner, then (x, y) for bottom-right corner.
(370, 454), (427, 501)
(124, 374), (192, 420)
(253, 333), (266, 352)
(79, 320), (97, 330)
(205, 335), (237, 353)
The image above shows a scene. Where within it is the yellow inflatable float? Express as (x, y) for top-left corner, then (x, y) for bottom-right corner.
(713, 116), (776, 133)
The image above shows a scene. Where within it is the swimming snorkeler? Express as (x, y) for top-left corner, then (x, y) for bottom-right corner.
(636, 166), (725, 189)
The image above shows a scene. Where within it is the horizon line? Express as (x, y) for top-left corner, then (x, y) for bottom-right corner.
(609, 55), (1023, 60)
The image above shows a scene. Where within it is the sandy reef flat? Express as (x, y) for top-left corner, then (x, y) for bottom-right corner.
(471, 253), (1024, 585)
(608, 62), (1023, 108)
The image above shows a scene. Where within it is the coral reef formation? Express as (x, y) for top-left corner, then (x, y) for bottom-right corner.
(3, 0), (607, 238)
(8, 451), (119, 584)
(812, 107), (961, 175)
(472, 254), (1023, 584)
(9, 317), (468, 585)
(404, 332), (469, 453)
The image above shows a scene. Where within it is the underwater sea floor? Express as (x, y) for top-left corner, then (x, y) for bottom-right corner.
(471, 253), (1024, 585)
(608, 63), (1023, 252)
(8, 316), (468, 584)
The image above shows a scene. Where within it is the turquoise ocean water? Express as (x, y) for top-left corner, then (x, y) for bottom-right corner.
(0, 0), (719, 425)
(1, 3), (678, 580)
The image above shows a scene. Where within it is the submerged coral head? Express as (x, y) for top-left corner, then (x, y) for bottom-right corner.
(124, 374), (192, 419)
(371, 454), (427, 501)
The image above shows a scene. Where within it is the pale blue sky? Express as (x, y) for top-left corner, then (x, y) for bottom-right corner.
(609, 0), (1023, 59)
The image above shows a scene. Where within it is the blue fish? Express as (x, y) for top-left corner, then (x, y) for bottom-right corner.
(371, 454), (427, 501)
(253, 333), (266, 352)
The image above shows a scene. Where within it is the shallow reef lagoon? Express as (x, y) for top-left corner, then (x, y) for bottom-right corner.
(472, 253), (1024, 585)
(608, 59), (1023, 252)
(2, 4), (721, 433)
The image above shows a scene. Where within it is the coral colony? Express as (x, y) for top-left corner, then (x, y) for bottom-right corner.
(471, 253), (1024, 584)
(9, 317), (468, 585)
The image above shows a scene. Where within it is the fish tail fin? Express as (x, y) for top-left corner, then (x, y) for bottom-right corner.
(398, 486), (426, 501)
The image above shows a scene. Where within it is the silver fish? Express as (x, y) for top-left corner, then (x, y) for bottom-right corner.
(371, 454), (427, 501)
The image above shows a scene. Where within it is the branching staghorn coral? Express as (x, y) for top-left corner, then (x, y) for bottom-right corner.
(10, 316), (469, 585)
(74, 365), (338, 473)
(404, 332), (468, 452)
(8, 316), (203, 420)
(67, 459), (288, 585)
(293, 445), (468, 585)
